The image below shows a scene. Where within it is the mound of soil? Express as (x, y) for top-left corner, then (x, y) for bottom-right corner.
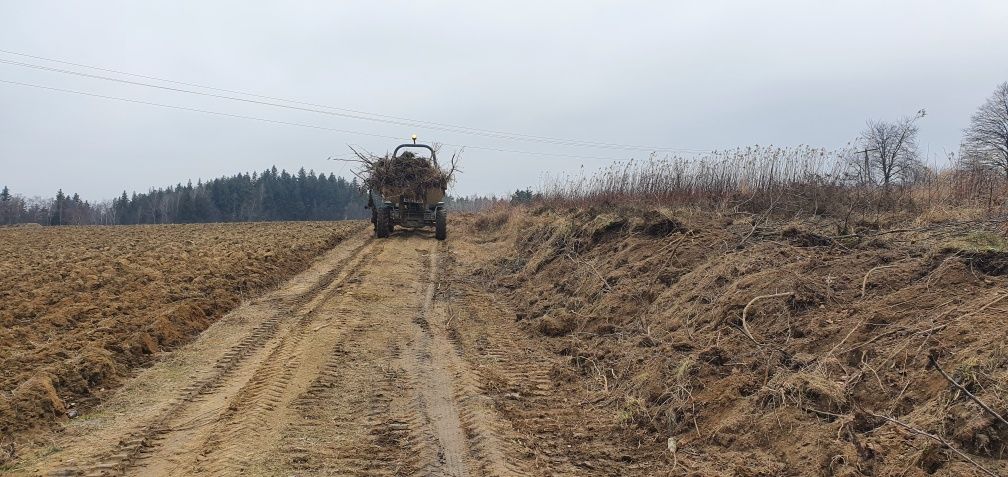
(0, 221), (361, 442)
(469, 207), (1008, 476)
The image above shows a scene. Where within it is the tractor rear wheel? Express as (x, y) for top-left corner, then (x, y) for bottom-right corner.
(435, 208), (447, 240)
(376, 208), (391, 238)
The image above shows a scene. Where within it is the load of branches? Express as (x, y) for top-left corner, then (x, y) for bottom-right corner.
(350, 146), (459, 199)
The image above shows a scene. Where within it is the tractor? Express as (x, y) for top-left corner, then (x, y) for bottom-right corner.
(366, 140), (447, 240)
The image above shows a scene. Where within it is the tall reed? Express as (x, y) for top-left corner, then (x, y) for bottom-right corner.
(536, 146), (1007, 220)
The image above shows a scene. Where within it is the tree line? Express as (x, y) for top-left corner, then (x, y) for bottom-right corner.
(0, 186), (118, 226)
(0, 167), (371, 226)
(113, 167), (369, 224)
(0, 166), (506, 226)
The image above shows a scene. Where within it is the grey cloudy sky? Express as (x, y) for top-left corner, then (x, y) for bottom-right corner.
(2, 1), (1007, 200)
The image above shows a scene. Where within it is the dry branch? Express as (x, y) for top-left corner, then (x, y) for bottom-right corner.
(929, 356), (1008, 428)
(861, 264), (898, 297)
(819, 318), (865, 369)
(867, 411), (999, 477)
(740, 292), (794, 345)
(955, 293), (1008, 322)
(350, 146), (456, 199)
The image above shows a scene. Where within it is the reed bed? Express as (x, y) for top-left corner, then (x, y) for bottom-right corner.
(535, 146), (1008, 220)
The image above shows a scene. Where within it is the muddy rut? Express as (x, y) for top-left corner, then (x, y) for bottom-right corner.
(21, 230), (548, 477)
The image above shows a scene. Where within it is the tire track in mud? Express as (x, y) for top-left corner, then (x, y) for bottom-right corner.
(275, 237), (518, 476)
(403, 242), (533, 477)
(429, 247), (539, 477)
(49, 311), (284, 477)
(279, 333), (434, 476)
(402, 244), (471, 477)
(464, 301), (596, 475)
(442, 249), (636, 475)
(471, 337), (570, 473)
(139, 242), (384, 476)
(49, 237), (379, 477)
(274, 239), (449, 476)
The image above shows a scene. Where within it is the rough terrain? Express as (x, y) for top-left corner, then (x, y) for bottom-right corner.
(3, 209), (1007, 476)
(469, 206), (1008, 476)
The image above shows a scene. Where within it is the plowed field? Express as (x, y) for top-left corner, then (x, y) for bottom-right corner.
(0, 222), (364, 443)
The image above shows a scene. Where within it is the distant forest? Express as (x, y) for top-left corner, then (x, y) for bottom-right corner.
(0, 166), (498, 226)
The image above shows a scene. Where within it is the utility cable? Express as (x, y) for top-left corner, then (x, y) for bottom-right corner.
(0, 49), (710, 153)
(0, 78), (633, 161)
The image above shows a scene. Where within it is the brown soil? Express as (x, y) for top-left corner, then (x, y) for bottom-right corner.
(0, 222), (363, 443)
(8, 227), (540, 476)
(465, 206), (1008, 476)
(3, 210), (1006, 476)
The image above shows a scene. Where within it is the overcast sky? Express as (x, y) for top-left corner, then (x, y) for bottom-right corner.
(2, 1), (1007, 200)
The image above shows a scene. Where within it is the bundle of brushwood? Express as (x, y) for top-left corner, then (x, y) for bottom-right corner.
(352, 148), (457, 200)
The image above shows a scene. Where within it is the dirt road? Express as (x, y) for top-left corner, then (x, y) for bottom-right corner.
(13, 229), (537, 476)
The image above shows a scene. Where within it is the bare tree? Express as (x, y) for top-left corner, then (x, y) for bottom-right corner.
(853, 109), (926, 186)
(963, 82), (1008, 180)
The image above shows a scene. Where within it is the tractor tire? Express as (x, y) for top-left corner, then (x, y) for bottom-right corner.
(435, 208), (447, 240)
(375, 208), (391, 238)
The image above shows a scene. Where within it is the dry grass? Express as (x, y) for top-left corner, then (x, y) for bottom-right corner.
(533, 146), (1008, 224)
(467, 206), (1008, 475)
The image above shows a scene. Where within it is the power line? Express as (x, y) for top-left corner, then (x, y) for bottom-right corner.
(0, 48), (710, 153)
(0, 78), (400, 139)
(0, 78), (634, 161)
(0, 58), (451, 132)
(0, 56), (689, 152)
